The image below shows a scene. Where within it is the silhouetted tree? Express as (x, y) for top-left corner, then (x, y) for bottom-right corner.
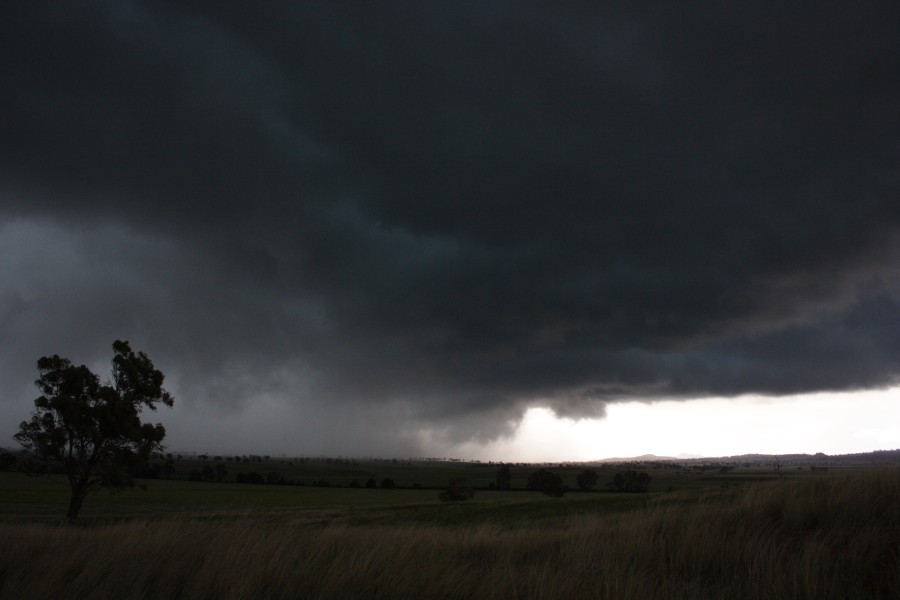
(14, 341), (173, 521)
(609, 470), (652, 493)
(496, 464), (512, 490)
(576, 469), (599, 491)
(380, 478), (395, 489)
(526, 469), (565, 497)
(365, 477), (377, 488)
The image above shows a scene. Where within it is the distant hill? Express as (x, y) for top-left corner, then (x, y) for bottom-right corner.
(715, 449), (900, 465)
(588, 449), (900, 466)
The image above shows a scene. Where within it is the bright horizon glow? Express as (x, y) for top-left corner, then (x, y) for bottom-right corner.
(149, 385), (900, 461)
(451, 387), (900, 462)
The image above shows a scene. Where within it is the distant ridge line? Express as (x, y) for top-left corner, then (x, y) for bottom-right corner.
(588, 449), (900, 464)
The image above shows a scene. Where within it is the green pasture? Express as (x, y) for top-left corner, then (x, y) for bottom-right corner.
(0, 471), (659, 527)
(3, 469), (897, 600)
(0, 457), (833, 527)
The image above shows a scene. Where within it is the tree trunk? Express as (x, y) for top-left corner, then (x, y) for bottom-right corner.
(66, 485), (88, 522)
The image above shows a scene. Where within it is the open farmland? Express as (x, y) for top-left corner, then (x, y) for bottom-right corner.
(0, 453), (802, 525)
(1, 458), (898, 599)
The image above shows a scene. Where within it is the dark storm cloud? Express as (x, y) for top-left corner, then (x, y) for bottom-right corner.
(1, 1), (899, 452)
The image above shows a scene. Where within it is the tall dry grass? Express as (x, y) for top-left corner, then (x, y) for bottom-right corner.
(1, 470), (897, 599)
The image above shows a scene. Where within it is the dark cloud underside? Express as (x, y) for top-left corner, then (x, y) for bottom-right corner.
(1, 2), (898, 452)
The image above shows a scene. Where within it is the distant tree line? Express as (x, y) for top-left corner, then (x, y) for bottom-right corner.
(5, 440), (657, 496)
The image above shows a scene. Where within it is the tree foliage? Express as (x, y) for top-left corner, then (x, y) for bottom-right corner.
(576, 469), (599, 491)
(609, 470), (652, 493)
(14, 341), (173, 520)
(526, 468), (565, 497)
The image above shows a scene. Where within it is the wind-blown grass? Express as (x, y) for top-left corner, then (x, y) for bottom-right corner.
(1, 470), (897, 599)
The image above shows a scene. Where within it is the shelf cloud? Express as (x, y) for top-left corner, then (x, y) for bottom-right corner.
(2, 2), (898, 454)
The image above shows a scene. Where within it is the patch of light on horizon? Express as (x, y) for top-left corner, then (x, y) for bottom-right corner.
(451, 387), (900, 463)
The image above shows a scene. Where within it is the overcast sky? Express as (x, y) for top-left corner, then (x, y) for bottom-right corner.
(2, 2), (899, 459)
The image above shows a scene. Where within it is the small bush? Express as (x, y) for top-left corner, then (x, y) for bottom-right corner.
(439, 478), (474, 502)
(236, 472), (265, 485)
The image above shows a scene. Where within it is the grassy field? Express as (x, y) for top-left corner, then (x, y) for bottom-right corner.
(0, 471), (655, 527)
(0, 454), (782, 525)
(0, 462), (897, 598)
